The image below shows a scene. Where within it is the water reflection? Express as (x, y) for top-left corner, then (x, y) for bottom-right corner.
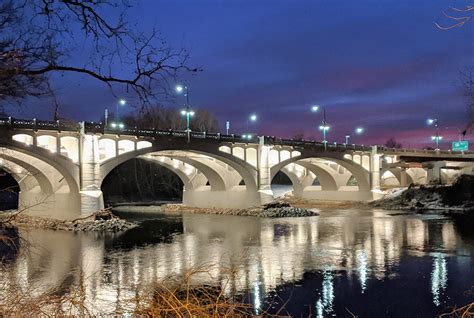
(1, 210), (473, 316)
(431, 253), (448, 306)
(315, 268), (334, 318)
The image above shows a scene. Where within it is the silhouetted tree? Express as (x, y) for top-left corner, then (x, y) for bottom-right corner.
(385, 137), (402, 149)
(123, 107), (220, 132)
(0, 1), (197, 105)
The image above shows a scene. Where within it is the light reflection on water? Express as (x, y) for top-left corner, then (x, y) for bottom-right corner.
(1, 209), (473, 316)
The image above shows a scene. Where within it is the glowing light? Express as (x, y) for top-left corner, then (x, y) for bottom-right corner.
(189, 111), (195, 117)
(431, 254), (448, 306)
(111, 122), (117, 128)
(319, 125), (330, 131)
(176, 85), (184, 93)
(249, 114), (257, 122)
(356, 250), (368, 293)
(311, 105), (319, 112)
(431, 136), (443, 140)
(355, 127), (364, 134)
(118, 123), (124, 129)
(427, 118), (435, 125)
(181, 110), (187, 116)
(119, 99), (126, 106)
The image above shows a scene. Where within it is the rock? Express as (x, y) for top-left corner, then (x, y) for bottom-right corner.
(262, 201), (291, 210)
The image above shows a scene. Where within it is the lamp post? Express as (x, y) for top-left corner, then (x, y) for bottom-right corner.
(176, 85), (193, 142)
(109, 99), (126, 129)
(345, 135), (350, 145)
(312, 105), (330, 149)
(427, 118), (441, 150)
(116, 99), (126, 122)
(244, 114), (257, 139)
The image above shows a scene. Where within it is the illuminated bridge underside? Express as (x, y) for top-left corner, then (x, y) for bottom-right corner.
(1, 119), (473, 220)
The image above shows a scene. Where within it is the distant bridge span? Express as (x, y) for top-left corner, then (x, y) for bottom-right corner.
(1, 117), (473, 220)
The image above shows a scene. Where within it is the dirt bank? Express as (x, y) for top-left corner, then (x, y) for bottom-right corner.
(371, 175), (474, 215)
(0, 210), (137, 233)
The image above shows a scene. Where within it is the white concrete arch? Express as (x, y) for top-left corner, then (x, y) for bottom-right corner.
(165, 155), (227, 191)
(140, 156), (200, 191)
(0, 145), (80, 219)
(292, 161), (339, 191)
(272, 161), (339, 192)
(271, 154), (370, 192)
(1, 142), (79, 194)
(0, 159), (37, 193)
(100, 145), (258, 192)
(0, 154), (53, 194)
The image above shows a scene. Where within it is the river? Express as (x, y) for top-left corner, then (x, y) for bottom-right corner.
(1, 208), (474, 317)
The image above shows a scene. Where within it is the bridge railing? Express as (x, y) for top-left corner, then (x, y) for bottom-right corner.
(264, 136), (373, 152)
(0, 117), (79, 132)
(378, 146), (474, 155)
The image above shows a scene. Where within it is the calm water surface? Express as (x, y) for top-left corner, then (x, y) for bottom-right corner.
(2, 208), (474, 317)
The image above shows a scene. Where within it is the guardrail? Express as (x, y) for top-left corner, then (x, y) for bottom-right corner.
(0, 117), (259, 144)
(264, 136), (372, 152)
(0, 117), (79, 131)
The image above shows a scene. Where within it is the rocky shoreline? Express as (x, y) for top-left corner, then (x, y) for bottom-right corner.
(1, 210), (137, 233)
(114, 200), (319, 218)
(370, 175), (474, 216)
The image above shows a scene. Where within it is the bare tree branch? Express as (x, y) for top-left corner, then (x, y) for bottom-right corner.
(0, 0), (199, 108)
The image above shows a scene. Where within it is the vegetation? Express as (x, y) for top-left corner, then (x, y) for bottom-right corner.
(0, 264), (264, 317)
(0, 0), (197, 110)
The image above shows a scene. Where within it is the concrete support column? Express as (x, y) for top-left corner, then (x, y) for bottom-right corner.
(426, 161), (444, 185)
(370, 146), (383, 200)
(257, 137), (274, 205)
(370, 146), (381, 191)
(400, 168), (409, 187)
(79, 127), (104, 215)
(56, 135), (61, 154)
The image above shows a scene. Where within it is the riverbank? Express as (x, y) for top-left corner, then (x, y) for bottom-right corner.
(370, 175), (474, 216)
(0, 209), (137, 233)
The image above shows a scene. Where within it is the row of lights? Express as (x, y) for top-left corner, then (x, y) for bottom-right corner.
(105, 88), (442, 149)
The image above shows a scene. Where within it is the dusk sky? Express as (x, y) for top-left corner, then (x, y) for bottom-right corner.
(12, 0), (474, 149)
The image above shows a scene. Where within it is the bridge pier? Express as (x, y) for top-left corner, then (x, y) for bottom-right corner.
(258, 139), (275, 205)
(426, 161), (445, 185)
(79, 132), (104, 216)
(183, 188), (260, 209)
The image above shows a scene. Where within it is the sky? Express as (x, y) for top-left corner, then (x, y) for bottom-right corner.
(13, 0), (474, 149)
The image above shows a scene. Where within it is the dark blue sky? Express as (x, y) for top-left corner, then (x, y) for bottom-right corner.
(16, 0), (474, 148)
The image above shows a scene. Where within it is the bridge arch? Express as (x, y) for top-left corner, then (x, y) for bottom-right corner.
(100, 144), (258, 192)
(0, 144), (81, 219)
(271, 154), (370, 192)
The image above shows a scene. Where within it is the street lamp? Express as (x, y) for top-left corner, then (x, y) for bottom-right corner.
(311, 105), (329, 147)
(107, 99), (126, 129)
(176, 84), (193, 142)
(116, 99), (126, 122)
(427, 118), (441, 150)
(244, 114), (257, 138)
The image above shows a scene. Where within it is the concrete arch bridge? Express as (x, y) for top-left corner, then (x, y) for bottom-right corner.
(1, 118), (473, 220)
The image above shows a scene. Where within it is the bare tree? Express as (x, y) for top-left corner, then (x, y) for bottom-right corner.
(0, 0), (198, 106)
(123, 106), (220, 132)
(385, 137), (402, 149)
(435, 3), (474, 29)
